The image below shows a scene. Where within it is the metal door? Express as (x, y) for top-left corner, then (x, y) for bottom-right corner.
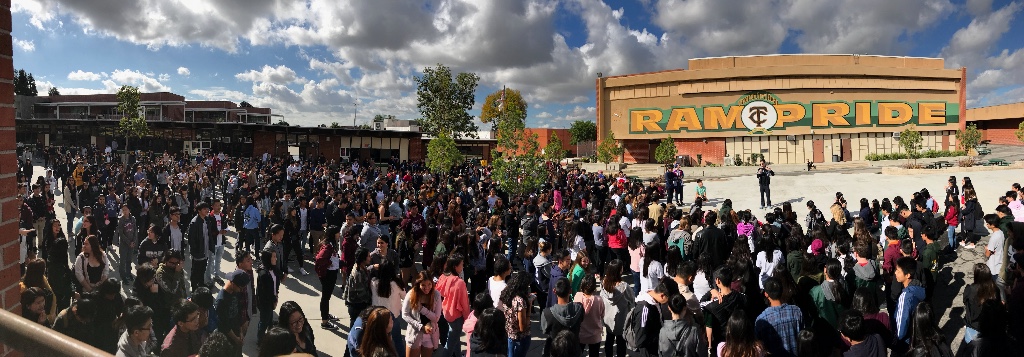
(841, 138), (852, 161)
(812, 137), (824, 163)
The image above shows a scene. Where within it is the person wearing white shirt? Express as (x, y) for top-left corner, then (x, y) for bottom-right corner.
(488, 256), (511, 310)
(207, 201), (228, 285)
(298, 200), (309, 251)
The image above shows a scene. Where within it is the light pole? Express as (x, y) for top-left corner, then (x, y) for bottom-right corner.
(352, 102), (358, 127)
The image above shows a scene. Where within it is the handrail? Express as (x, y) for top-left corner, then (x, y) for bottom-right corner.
(0, 307), (112, 356)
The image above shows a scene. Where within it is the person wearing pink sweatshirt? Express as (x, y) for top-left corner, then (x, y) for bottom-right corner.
(463, 292), (495, 357)
(436, 253), (471, 357)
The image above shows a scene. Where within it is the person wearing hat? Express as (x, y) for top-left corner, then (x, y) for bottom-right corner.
(216, 272), (252, 351)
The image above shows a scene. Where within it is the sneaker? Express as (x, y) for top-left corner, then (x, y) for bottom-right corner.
(300, 268), (309, 276)
(321, 321), (337, 330)
(326, 314), (340, 321)
(965, 243), (976, 249)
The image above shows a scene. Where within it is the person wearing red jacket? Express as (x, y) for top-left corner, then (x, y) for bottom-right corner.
(943, 199), (959, 253)
(436, 253), (470, 357)
(314, 225), (342, 329)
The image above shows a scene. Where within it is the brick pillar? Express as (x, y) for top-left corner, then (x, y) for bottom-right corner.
(1, 0), (24, 355)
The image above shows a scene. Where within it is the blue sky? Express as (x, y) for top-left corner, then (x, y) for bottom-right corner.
(11, 0), (1024, 128)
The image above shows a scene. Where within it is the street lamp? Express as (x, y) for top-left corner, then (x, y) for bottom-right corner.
(352, 102), (358, 127)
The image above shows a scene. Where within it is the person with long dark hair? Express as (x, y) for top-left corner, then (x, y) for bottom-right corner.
(718, 309), (764, 357)
(469, 307), (508, 357)
(809, 258), (846, 328)
(259, 326), (296, 357)
(20, 287), (50, 326)
(73, 235), (108, 294)
(314, 225), (342, 329)
(963, 263), (998, 344)
(574, 275), (605, 357)
(359, 307), (398, 357)
(908, 303), (952, 357)
(45, 220), (74, 313)
(256, 249), (279, 343)
(639, 240), (664, 294)
(600, 259), (633, 357)
(372, 262), (407, 354)
(403, 271), (441, 357)
(278, 301), (318, 357)
(343, 247), (373, 335)
(500, 271), (534, 357)
(437, 253), (471, 357)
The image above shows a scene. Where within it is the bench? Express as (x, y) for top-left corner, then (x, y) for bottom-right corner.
(975, 146), (992, 155)
(988, 159), (1009, 166)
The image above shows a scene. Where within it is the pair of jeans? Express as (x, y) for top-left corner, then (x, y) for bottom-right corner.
(508, 336), (532, 357)
(242, 228), (258, 251)
(581, 343), (600, 357)
(257, 305), (275, 342)
(759, 184), (771, 207)
(206, 245), (224, 283)
(964, 326), (979, 344)
(632, 270), (641, 296)
(319, 269), (338, 320)
(191, 257), (208, 290)
(604, 327), (626, 357)
(119, 241), (134, 279)
(947, 225), (957, 250)
(440, 316), (464, 357)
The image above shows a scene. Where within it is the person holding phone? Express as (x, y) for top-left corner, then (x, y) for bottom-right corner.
(756, 160), (775, 210)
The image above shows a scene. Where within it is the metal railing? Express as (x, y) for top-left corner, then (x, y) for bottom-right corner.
(0, 307), (112, 356)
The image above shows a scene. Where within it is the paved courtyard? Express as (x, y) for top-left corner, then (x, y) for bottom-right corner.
(40, 164), (1023, 356)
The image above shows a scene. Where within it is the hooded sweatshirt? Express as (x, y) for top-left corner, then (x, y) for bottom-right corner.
(844, 333), (886, 357)
(436, 274), (471, 321)
(541, 301), (584, 338)
(852, 260), (879, 287)
(659, 319), (700, 357)
(895, 280), (926, 344)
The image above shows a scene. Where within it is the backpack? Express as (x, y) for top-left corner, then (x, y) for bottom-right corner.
(520, 215), (538, 239)
(808, 209), (827, 231)
(622, 300), (659, 350)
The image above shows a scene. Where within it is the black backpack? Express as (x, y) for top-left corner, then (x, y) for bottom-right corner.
(623, 300), (660, 350)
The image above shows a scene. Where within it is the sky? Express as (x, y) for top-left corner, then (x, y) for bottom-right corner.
(10, 0), (1024, 129)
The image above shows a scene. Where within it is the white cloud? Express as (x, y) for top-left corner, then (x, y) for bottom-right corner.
(188, 88), (249, 102)
(654, 0), (787, 55)
(177, 67), (191, 76)
(235, 65), (300, 85)
(967, 0), (994, 16)
(780, 0), (954, 55)
(14, 38), (35, 52)
(158, 73), (170, 81)
(67, 70), (102, 81)
(105, 69), (171, 92)
(941, 2), (1022, 69)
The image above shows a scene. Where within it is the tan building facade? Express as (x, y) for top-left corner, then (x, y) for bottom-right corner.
(595, 55), (967, 164)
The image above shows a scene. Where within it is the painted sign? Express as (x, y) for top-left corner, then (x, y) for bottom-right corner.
(629, 91), (959, 135)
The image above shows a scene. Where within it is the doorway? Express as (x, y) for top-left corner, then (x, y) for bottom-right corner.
(812, 138), (824, 163)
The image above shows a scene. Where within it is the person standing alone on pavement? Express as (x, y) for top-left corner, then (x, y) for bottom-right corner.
(757, 160), (774, 210)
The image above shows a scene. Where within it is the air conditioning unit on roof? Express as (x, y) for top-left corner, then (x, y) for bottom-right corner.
(892, 132), (901, 140)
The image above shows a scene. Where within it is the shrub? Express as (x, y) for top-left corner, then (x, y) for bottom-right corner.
(865, 150), (965, 161)
(957, 158), (975, 167)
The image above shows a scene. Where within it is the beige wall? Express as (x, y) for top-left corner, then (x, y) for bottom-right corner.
(598, 55), (964, 141)
(724, 130), (956, 164)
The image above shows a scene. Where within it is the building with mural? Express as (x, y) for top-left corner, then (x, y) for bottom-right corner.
(595, 54), (966, 164)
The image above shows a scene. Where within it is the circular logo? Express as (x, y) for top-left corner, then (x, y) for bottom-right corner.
(740, 100), (778, 132)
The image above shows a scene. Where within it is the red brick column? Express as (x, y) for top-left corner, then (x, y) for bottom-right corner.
(1, 0), (24, 355)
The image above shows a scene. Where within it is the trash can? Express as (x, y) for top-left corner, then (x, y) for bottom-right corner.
(832, 154), (840, 162)
(677, 155), (691, 167)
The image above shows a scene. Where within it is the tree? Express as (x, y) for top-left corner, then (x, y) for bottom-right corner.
(1016, 122), (1024, 144)
(597, 133), (624, 164)
(239, 101), (253, 108)
(414, 64), (480, 139)
(956, 124), (982, 155)
(655, 136), (678, 164)
(544, 134), (565, 162)
(426, 133), (463, 174)
(492, 105), (546, 196)
(116, 85), (150, 152)
(275, 120), (290, 126)
(898, 125), (923, 166)
(568, 120), (597, 145)
(330, 122), (342, 128)
(480, 88), (527, 129)
(14, 70), (28, 96)
(48, 87), (60, 96)
(26, 74), (38, 96)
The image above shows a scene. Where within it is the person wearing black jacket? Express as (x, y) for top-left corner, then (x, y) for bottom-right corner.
(693, 212), (731, 269)
(756, 161), (775, 209)
(187, 202), (216, 290)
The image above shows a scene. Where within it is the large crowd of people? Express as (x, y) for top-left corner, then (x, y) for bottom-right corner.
(13, 143), (1024, 357)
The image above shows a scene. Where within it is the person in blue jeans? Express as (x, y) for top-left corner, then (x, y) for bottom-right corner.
(500, 272), (535, 357)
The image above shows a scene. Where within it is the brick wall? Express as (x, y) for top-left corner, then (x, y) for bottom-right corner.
(409, 138), (424, 161)
(252, 131), (278, 157)
(623, 140), (649, 163)
(977, 119), (1024, 145)
(1, 1), (24, 355)
(674, 138), (727, 165)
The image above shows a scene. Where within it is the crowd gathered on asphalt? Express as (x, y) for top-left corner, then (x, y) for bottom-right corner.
(13, 143), (1024, 357)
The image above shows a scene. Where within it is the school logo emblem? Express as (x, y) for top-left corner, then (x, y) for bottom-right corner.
(737, 91), (781, 134)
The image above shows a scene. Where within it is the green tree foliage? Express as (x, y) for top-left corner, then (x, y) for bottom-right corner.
(26, 74), (37, 96)
(655, 136), (678, 164)
(956, 124), (983, 155)
(330, 122), (342, 128)
(116, 85), (150, 152)
(48, 87), (60, 96)
(276, 120), (290, 126)
(1015, 121), (1024, 145)
(545, 134), (565, 162)
(492, 105), (546, 197)
(480, 88), (527, 129)
(239, 101), (253, 108)
(15, 70), (30, 96)
(414, 64), (480, 139)
(597, 133), (624, 164)
(898, 125), (923, 165)
(568, 120), (597, 145)
(426, 133), (463, 174)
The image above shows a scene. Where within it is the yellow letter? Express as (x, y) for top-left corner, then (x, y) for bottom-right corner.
(630, 110), (663, 132)
(812, 103), (851, 127)
(775, 103), (805, 128)
(918, 102), (946, 124)
(855, 102), (872, 125)
(703, 106), (743, 130)
(666, 107), (702, 131)
(878, 102), (912, 125)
